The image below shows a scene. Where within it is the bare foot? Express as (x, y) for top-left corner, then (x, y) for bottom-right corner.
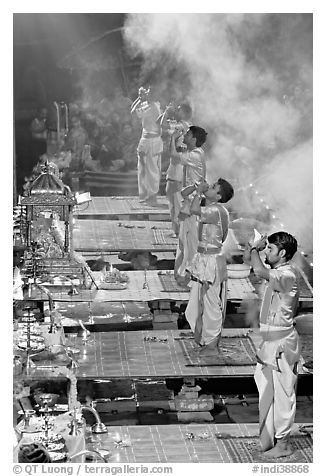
(192, 343), (203, 353)
(198, 344), (219, 356)
(263, 441), (293, 458)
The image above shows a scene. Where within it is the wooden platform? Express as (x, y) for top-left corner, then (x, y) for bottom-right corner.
(25, 329), (310, 380)
(28, 271), (257, 303)
(23, 329), (258, 380)
(24, 328), (305, 380)
(75, 196), (169, 221)
(73, 220), (178, 252)
(86, 422), (312, 463)
(28, 268), (311, 304)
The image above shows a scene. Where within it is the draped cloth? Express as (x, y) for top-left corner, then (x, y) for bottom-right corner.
(137, 136), (163, 200)
(254, 263), (300, 450)
(166, 179), (183, 235)
(186, 276), (227, 346)
(255, 351), (298, 451)
(184, 204), (228, 346)
(174, 214), (199, 281)
(136, 101), (163, 201)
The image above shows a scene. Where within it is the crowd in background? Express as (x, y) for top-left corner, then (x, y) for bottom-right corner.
(28, 86), (144, 182)
(26, 84), (195, 193)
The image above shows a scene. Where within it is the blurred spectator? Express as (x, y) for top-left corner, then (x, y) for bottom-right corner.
(97, 125), (121, 171)
(63, 115), (89, 170)
(111, 86), (132, 123)
(120, 123), (138, 171)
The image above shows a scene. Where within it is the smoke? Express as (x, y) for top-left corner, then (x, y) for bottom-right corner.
(123, 13), (313, 253)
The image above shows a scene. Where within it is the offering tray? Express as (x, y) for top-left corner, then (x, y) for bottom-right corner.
(98, 268), (130, 290)
(34, 432), (64, 444)
(45, 441), (65, 452)
(103, 268), (129, 283)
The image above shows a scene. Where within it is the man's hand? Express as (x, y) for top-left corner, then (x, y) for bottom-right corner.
(249, 234), (267, 251)
(196, 181), (209, 194)
(172, 129), (183, 139)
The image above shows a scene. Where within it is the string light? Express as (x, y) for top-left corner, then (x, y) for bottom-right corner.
(246, 181), (313, 268)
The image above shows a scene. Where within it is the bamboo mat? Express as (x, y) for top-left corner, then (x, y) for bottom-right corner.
(28, 271), (257, 303)
(75, 196), (169, 219)
(85, 423), (312, 463)
(73, 220), (177, 252)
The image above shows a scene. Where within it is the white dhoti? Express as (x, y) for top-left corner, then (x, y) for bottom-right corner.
(174, 215), (199, 280)
(166, 179), (183, 234)
(254, 327), (300, 450)
(185, 251), (228, 346)
(137, 136), (163, 200)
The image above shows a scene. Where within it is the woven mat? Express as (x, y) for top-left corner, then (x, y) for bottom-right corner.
(157, 272), (190, 292)
(177, 334), (257, 366)
(219, 434), (312, 463)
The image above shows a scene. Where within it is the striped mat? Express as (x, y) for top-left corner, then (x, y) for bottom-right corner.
(176, 334), (257, 366)
(219, 434), (312, 463)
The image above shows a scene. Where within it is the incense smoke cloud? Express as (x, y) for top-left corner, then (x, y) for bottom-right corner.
(123, 13), (313, 253)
